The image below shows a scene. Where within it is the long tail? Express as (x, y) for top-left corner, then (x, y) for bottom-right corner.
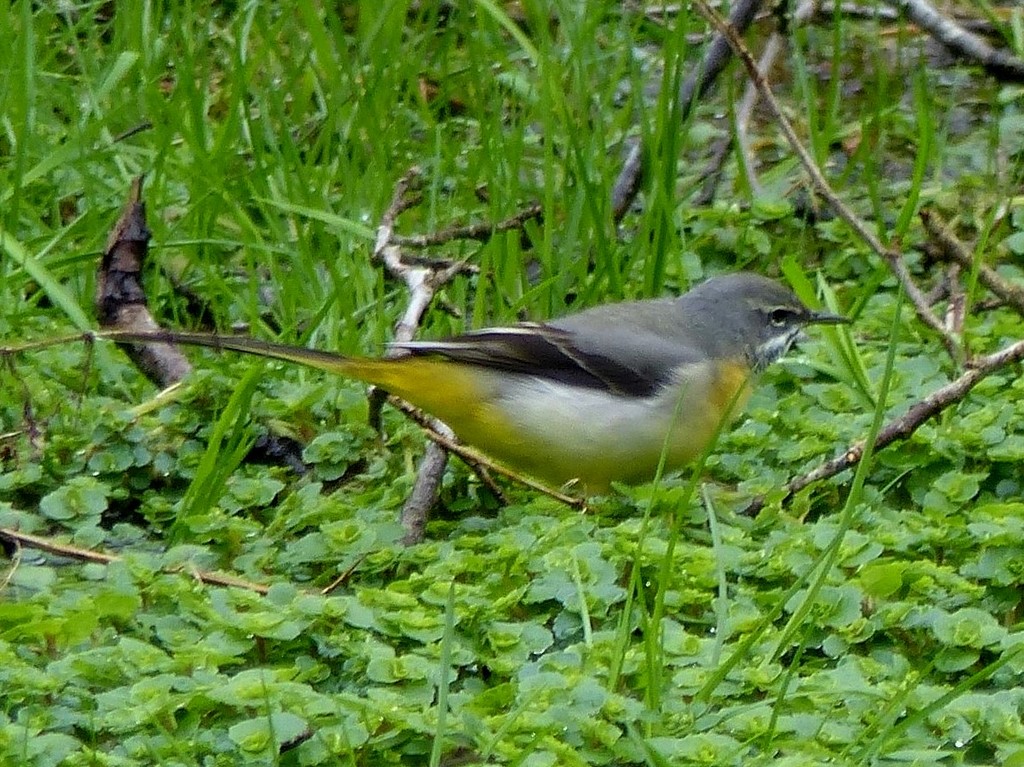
(97, 329), (493, 419)
(100, 329), (361, 377)
(102, 329), (525, 470)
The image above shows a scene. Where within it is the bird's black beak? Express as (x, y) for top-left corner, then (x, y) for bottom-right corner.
(806, 309), (850, 326)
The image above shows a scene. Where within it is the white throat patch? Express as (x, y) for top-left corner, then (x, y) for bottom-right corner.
(753, 328), (802, 370)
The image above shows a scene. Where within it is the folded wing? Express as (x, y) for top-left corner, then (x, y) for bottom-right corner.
(392, 323), (678, 397)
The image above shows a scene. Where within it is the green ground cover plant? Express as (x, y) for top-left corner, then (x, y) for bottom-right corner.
(2, 2), (1024, 765)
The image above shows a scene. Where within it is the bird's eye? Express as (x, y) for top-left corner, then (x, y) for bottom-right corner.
(768, 307), (796, 327)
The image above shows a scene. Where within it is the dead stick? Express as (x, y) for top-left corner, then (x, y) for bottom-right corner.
(693, 0), (964, 366)
(742, 337), (1024, 515)
(371, 168), (450, 543)
(393, 202), (543, 248)
(920, 209), (1024, 316)
(0, 527), (271, 594)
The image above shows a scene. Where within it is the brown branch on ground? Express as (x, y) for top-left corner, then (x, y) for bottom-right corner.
(920, 208), (1024, 317)
(693, 0), (964, 366)
(97, 176), (192, 387)
(392, 201), (543, 248)
(612, 0), (765, 221)
(741, 337), (1024, 516)
(882, 0), (1024, 83)
(0, 527), (271, 594)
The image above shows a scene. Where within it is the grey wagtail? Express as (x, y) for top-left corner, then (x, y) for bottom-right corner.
(108, 272), (847, 490)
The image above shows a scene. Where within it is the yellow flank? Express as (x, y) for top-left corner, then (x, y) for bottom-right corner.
(344, 355), (756, 490)
(340, 356), (503, 429)
(342, 356), (530, 476)
(709, 357), (755, 416)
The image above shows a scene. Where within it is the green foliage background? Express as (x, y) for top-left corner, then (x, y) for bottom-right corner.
(2, 1), (1024, 765)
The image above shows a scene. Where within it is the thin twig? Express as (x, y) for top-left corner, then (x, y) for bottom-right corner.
(742, 337), (1024, 516)
(392, 202), (543, 248)
(371, 168), (452, 543)
(0, 527), (271, 594)
(373, 170), (548, 541)
(110, 121), (154, 144)
(320, 554), (367, 596)
(370, 171), (559, 540)
(695, 1), (819, 205)
(693, 0), (964, 365)
(612, 0), (765, 221)
(920, 208), (1024, 316)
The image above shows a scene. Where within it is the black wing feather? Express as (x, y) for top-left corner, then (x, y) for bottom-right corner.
(392, 325), (664, 397)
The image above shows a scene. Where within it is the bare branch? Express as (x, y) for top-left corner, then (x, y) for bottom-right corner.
(920, 208), (1024, 317)
(883, 0), (1024, 82)
(612, 0), (765, 221)
(693, 0), (964, 365)
(393, 202), (543, 248)
(0, 527), (271, 594)
(370, 170), (556, 541)
(742, 337), (1024, 515)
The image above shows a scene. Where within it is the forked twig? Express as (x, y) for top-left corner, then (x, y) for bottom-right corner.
(742, 337), (1024, 515)
(920, 208), (1024, 316)
(392, 202), (543, 248)
(371, 169), (576, 542)
(693, 0), (964, 365)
